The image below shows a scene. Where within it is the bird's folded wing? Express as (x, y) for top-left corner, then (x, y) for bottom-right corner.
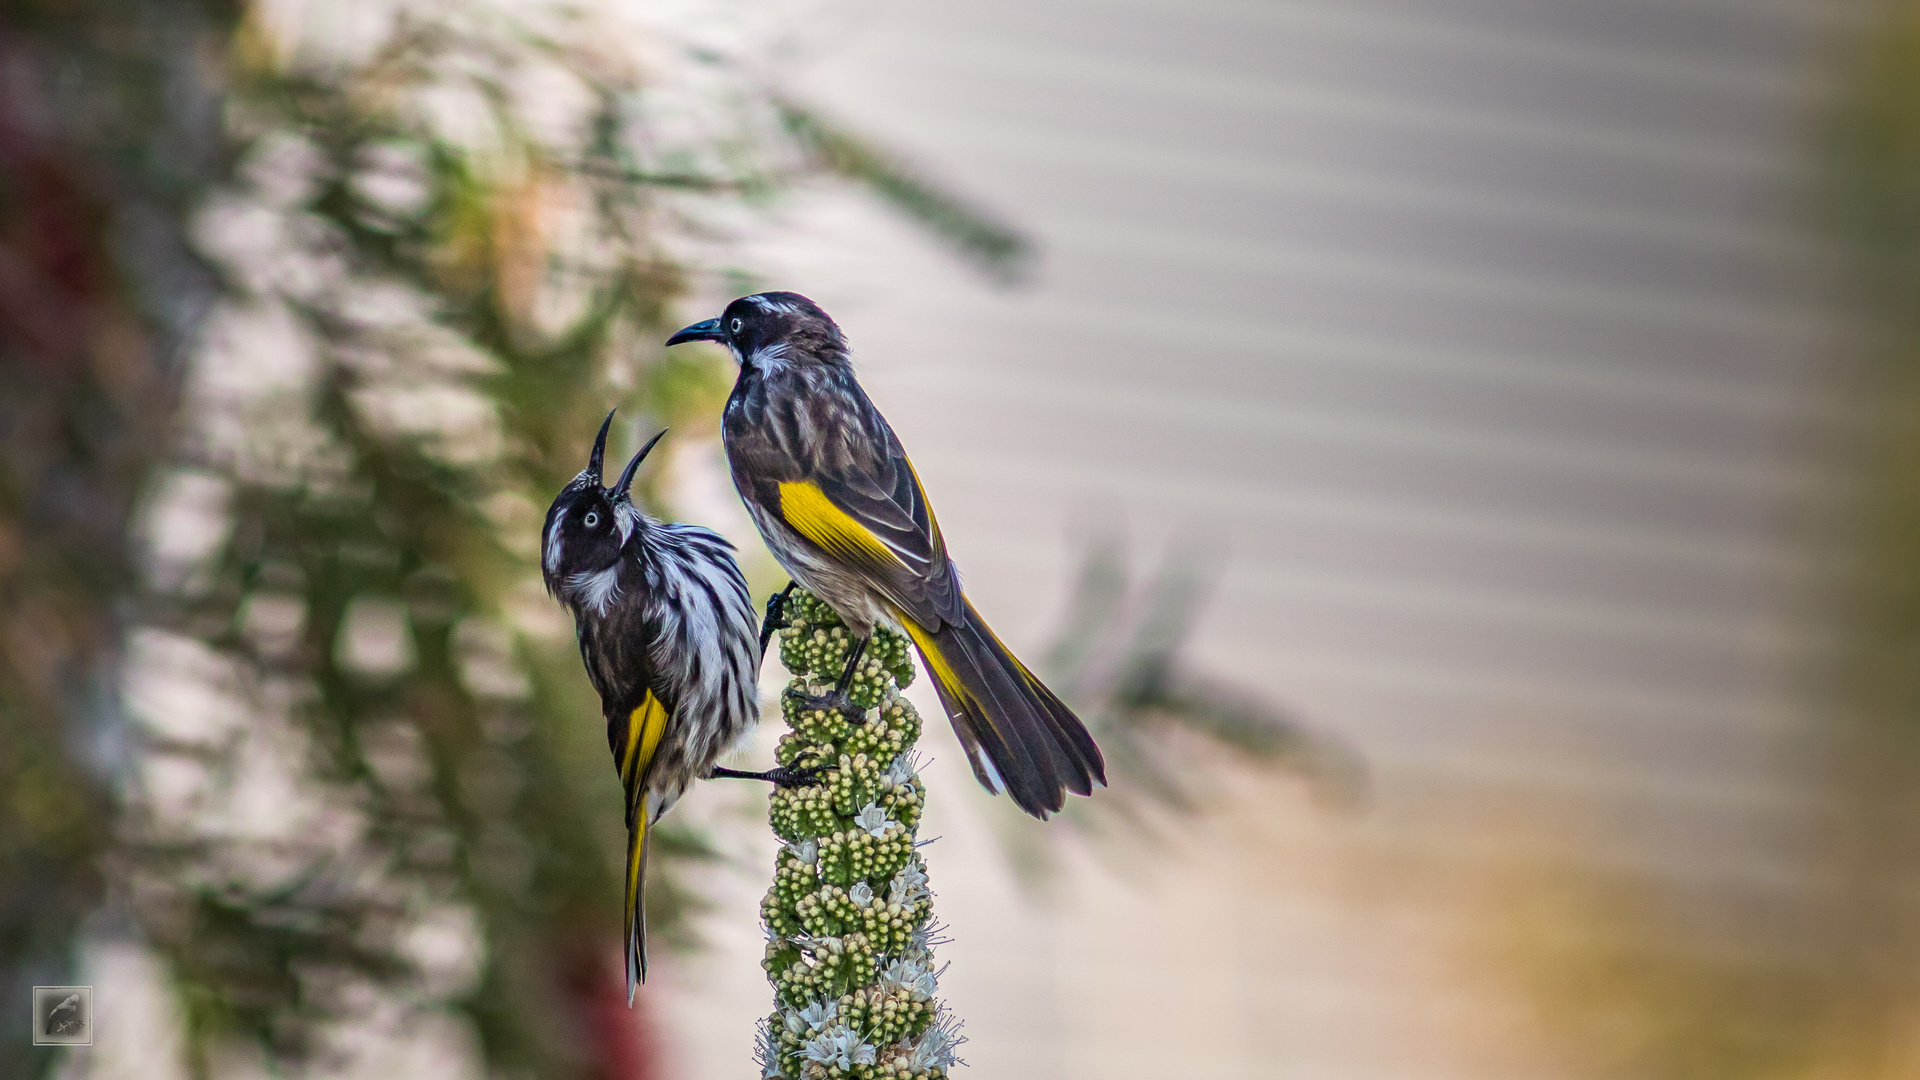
(773, 449), (963, 629)
(615, 690), (671, 822)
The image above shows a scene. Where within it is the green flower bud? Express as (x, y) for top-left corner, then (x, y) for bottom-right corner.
(756, 590), (962, 1080)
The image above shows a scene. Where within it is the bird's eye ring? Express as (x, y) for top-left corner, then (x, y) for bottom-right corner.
(584, 511), (599, 528)
(730, 317), (743, 333)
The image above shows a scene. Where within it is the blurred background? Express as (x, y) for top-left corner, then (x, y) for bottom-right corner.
(6, 0), (1920, 1078)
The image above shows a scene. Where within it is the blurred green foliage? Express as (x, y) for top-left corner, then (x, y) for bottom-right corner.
(1814, 0), (1920, 1072)
(0, 0), (1044, 1076)
(0, 2), (1329, 1078)
(1040, 537), (1359, 832)
(0, 2), (236, 1078)
(956, 534), (1361, 886)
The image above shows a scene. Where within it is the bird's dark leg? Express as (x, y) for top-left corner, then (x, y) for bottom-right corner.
(759, 581), (797, 653)
(708, 763), (823, 788)
(783, 635), (869, 723)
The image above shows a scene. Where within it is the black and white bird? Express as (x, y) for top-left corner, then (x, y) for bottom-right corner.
(668, 292), (1106, 819)
(543, 412), (812, 998)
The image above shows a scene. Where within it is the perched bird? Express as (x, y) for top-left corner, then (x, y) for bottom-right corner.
(44, 994), (82, 1037)
(543, 412), (815, 997)
(667, 292), (1106, 819)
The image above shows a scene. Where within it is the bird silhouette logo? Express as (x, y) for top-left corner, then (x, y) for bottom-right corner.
(32, 986), (91, 1045)
(44, 994), (81, 1036)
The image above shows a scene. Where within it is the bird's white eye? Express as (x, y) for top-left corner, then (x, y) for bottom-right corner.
(730, 317), (743, 333)
(584, 511), (599, 528)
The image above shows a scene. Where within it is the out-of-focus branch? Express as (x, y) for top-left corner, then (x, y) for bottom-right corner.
(1035, 537), (1363, 848)
(775, 100), (1034, 284)
(1063, 539), (1359, 787)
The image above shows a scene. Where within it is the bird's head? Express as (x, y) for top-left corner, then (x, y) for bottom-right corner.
(666, 291), (846, 368)
(541, 411), (665, 592)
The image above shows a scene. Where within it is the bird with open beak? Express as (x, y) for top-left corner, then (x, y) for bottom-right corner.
(543, 411), (818, 998)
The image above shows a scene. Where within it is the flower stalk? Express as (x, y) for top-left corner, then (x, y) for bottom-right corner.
(758, 589), (965, 1080)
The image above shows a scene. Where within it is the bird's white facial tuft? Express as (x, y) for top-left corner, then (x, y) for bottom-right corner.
(544, 512), (567, 574)
(567, 563), (623, 616)
(749, 341), (792, 372)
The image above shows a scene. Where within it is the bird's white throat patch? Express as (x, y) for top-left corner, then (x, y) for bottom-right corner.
(567, 563), (623, 616)
(747, 341), (792, 372)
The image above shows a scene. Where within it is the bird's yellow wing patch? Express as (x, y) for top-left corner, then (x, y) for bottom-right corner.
(778, 480), (906, 571)
(899, 618), (974, 708)
(621, 691), (671, 791)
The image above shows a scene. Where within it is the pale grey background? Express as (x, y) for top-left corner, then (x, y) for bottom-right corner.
(659, 1), (1853, 1076)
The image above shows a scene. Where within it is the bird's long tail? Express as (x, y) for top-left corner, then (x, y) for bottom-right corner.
(900, 596), (1106, 819)
(617, 693), (669, 1001)
(624, 804), (651, 1001)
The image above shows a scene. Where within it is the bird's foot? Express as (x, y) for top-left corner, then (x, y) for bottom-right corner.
(759, 584), (796, 652)
(783, 685), (868, 725)
(766, 762), (826, 788)
(708, 763), (825, 788)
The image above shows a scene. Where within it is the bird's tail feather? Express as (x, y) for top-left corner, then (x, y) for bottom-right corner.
(624, 805), (650, 1001)
(903, 596), (1106, 819)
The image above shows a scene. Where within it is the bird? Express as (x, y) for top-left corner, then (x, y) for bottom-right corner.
(667, 291), (1106, 819)
(44, 994), (82, 1037)
(543, 411), (817, 998)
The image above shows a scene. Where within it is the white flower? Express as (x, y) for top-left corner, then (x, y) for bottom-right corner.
(899, 922), (949, 966)
(907, 1011), (966, 1072)
(793, 933), (843, 959)
(755, 1019), (782, 1078)
(878, 955), (939, 1000)
(793, 1000), (838, 1034)
(853, 804), (891, 837)
(786, 838), (818, 865)
(848, 881), (874, 909)
(883, 753), (918, 786)
(888, 860), (930, 907)
(802, 1024), (876, 1070)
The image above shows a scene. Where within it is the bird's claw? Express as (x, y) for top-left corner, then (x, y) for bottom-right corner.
(759, 584), (796, 652)
(765, 762), (826, 789)
(783, 686), (867, 725)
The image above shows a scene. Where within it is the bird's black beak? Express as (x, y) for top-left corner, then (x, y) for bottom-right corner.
(587, 409), (616, 483)
(612, 429), (668, 500)
(665, 317), (724, 347)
